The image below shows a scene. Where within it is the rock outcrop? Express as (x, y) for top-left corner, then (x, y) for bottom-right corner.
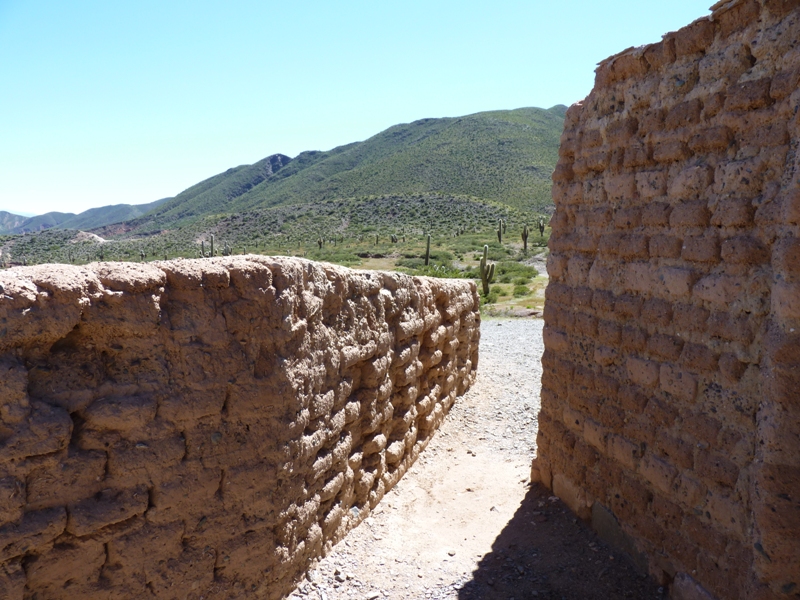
(537, 2), (800, 598)
(0, 256), (479, 599)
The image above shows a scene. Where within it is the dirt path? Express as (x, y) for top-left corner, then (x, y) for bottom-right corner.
(288, 319), (664, 600)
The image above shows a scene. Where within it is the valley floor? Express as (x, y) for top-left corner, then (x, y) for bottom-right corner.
(288, 318), (664, 600)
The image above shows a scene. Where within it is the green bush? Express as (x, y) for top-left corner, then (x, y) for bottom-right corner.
(481, 292), (499, 305)
(513, 284), (530, 297)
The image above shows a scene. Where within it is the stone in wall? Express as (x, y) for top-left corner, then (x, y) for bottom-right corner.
(0, 256), (480, 599)
(536, 2), (800, 598)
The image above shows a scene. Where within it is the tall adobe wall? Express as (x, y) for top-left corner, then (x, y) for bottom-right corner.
(536, 2), (800, 598)
(0, 257), (479, 599)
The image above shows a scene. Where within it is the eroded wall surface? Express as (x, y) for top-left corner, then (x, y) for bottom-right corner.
(0, 256), (479, 599)
(536, 2), (800, 598)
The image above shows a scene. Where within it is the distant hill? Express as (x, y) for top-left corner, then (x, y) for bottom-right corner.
(116, 105), (566, 235)
(0, 198), (171, 234)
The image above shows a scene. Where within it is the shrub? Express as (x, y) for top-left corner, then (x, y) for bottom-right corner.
(513, 285), (529, 297)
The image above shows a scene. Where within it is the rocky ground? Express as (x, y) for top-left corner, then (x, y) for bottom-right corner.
(287, 318), (665, 600)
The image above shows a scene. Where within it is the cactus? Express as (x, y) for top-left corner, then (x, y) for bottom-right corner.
(201, 241), (206, 257)
(375, 234), (379, 245)
(209, 234), (214, 257)
(391, 234), (398, 243)
(497, 219), (503, 243)
(479, 245), (495, 295)
(502, 219), (507, 234)
(140, 249), (145, 262)
(538, 217), (546, 238)
(424, 234), (431, 266)
(522, 224), (529, 253)
(317, 238), (323, 250)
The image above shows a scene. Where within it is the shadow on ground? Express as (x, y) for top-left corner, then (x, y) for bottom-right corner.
(457, 483), (666, 600)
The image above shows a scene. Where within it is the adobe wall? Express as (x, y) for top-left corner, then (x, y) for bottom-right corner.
(0, 256), (479, 599)
(535, 1), (800, 598)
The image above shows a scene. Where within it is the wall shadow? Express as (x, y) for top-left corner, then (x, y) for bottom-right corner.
(457, 483), (665, 600)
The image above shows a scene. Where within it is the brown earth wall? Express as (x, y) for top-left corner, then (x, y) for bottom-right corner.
(535, 1), (800, 598)
(0, 256), (480, 599)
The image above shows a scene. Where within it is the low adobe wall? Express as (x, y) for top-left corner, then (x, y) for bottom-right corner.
(535, 1), (800, 598)
(0, 256), (479, 599)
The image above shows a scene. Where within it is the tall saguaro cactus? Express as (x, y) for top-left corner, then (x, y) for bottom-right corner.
(479, 244), (495, 295)
(522, 224), (529, 253)
(424, 234), (431, 266)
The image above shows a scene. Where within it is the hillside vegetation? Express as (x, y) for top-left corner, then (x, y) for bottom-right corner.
(1, 105), (564, 307)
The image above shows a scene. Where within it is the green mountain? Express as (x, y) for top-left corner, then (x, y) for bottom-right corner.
(120, 105), (565, 234)
(0, 199), (171, 234)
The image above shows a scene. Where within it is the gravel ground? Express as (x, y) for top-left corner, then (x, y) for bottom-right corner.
(287, 318), (663, 600)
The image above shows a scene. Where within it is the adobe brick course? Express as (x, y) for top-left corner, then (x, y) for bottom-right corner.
(535, 2), (800, 598)
(0, 257), (479, 599)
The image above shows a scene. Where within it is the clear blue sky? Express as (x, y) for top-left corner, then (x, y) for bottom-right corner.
(0, 0), (711, 216)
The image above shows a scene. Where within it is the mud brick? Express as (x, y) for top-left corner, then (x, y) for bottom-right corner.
(672, 302), (709, 333)
(587, 207), (612, 228)
(599, 233), (624, 255)
(627, 356), (660, 387)
(704, 91), (726, 118)
(623, 415), (656, 445)
(654, 140), (691, 162)
(637, 173), (668, 200)
(660, 363), (698, 402)
(598, 403), (625, 431)
(673, 472), (707, 507)
(770, 65), (800, 100)
(647, 334), (684, 361)
(772, 281), (800, 319)
(649, 235), (683, 258)
(552, 162), (574, 183)
(641, 298), (673, 328)
(592, 290), (616, 314)
(683, 514), (729, 557)
(680, 343), (718, 372)
(596, 344), (618, 368)
(707, 311), (752, 343)
(688, 125), (733, 153)
(606, 117), (639, 145)
(605, 172), (637, 203)
(684, 410), (722, 444)
(670, 199), (711, 226)
(644, 397), (678, 428)
(710, 197), (755, 227)
(573, 286), (594, 307)
(618, 234), (650, 259)
(619, 385), (649, 413)
(624, 143), (651, 169)
(643, 39), (676, 70)
(772, 236), (800, 281)
(657, 264), (697, 300)
(681, 235), (720, 263)
(725, 78), (773, 111)
(581, 128), (603, 148)
(652, 493), (683, 530)
(666, 99), (703, 130)
(664, 529), (699, 572)
(696, 451), (740, 488)
(621, 326), (648, 353)
(739, 121), (789, 148)
(719, 352), (747, 382)
(694, 275), (744, 308)
(542, 302), (559, 326)
(630, 511), (663, 545)
(595, 374), (621, 397)
(573, 439), (600, 468)
(656, 431), (694, 469)
(721, 235), (769, 265)
(574, 312), (598, 336)
(640, 453), (679, 495)
(66, 486), (149, 536)
(621, 471), (653, 512)
(545, 282), (573, 305)
(674, 20), (715, 56)
(615, 294), (643, 318)
(613, 207), (642, 229)
(608, 434), (641, 470)
(598, 320), (622, 345)
(640, 107), (665, 131)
